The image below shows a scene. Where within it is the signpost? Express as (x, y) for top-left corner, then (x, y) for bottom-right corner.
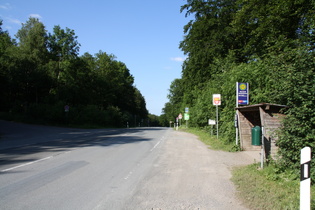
(64, 105), (70, 112)
(184, 109), (189, 128)
(64, 105), (70, 123)
(236, 82), (249, 146)
(208, 119), (216, 136)
(178, 113), (182, 127)
(212, 94), (221, 106)
(213, 94), (221, 139)
(237, 82), (249, 105)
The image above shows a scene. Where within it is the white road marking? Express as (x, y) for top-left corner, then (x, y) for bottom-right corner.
(124, 171), (133, 180)
(1, 156), (53, 172)
(150, 141), (161, 152)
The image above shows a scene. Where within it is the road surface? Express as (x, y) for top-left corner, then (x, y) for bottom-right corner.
(0, 120), (252, 209)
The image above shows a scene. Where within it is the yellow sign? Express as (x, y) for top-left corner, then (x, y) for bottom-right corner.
(213, 94), (221, 106)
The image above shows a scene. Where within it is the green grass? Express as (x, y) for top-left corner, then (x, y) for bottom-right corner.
(232, 164), (315, 209)
(180, 126), (239, 152)
(181, 127), (315, 209)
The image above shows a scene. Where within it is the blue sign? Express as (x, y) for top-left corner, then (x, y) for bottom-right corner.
(237, 82), (249, 105)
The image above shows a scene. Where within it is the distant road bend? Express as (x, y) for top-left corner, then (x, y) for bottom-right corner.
(0, 120), (251, 209)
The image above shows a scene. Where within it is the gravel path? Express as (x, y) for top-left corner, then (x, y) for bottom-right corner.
(125, 130), (255, 210)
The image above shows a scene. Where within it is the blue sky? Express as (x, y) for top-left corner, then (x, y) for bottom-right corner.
(0, 0), (190, 116)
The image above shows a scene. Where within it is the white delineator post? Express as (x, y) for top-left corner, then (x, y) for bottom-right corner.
(300, 147), (311, 210)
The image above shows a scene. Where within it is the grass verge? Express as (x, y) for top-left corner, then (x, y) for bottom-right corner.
(232, 164), (315, 209)
(181, 126), (315, 209)
(180, 127), (238, 152)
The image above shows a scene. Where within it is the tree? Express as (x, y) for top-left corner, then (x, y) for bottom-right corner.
(0, 20), (15, 111)
(11, 18), (51, 106)
(1, 17), (149, 128)
(163, 0), (315, 143)
(268, 47), (315, 177)
(48, 25), (80, 60)
(231, 0), (315, 57)
(133, 88), (148, 119)
(47, 25), (80, 82)
(15, 17), (48, 64)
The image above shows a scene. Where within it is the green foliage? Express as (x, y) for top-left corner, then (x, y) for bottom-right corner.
(148, 114), (161, 127)
(48, 25), (80, 60)
(271, 48), (315, 177)
(163, 0), (315, 174)
(232, 164), (309, 209)
(183, 127), (237, 152)
(0, 18), (149, 128)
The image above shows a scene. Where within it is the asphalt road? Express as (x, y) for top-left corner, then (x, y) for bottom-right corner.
(0, 120), (252, 209)
(0, 121), (169, 209)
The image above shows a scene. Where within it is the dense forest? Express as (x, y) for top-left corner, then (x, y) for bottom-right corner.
(0, 18), (152, 127)
(161, 0), (315, 175)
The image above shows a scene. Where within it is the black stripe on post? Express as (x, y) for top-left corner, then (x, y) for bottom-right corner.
(300, 161), (311, 181)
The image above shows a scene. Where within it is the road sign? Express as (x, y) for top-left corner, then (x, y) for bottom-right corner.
(184, 113), (189, 120)
(64, 105), (70, 112)
(185, 107), (189, 113)
(178, 113), (183, 119)
(213, 94), (221, 106)
(208, 119), (216, 125)
(237, 82), (249, 105)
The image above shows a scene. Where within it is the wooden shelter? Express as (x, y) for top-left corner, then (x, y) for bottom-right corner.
(235, 103), (288, 158)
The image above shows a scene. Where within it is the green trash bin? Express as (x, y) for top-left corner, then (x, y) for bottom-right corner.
(252, 126), (261, 146)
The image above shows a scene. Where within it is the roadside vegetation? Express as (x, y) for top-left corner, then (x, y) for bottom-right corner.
(232, 164), (315, 209)
(181, 126), (239, 152)
(162, 0), (315, 203)
(0, 18), (164, 128)
(183, 126), (315, 209)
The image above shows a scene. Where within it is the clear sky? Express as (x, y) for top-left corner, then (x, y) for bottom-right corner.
(0, 0), (189, 116)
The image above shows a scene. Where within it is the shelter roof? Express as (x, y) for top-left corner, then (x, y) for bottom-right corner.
(235, 103), (288, 112)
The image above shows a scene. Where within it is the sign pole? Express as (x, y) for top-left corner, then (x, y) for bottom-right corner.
(300, 147), (311, 210)
(213, 94), (221, 139)
(216, 105), (219, 139)
(184, 108), (189, 128)
(236, 82), (249, 146)
(236, 82), (239, 145)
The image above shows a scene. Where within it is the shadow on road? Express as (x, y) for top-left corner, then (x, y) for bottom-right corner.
(0, 120), (167, 171)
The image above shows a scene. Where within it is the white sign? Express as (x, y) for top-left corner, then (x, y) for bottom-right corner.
(213, 94), (221, 106)
(208, 119), (216, 125)
(178, 113), (183, 119)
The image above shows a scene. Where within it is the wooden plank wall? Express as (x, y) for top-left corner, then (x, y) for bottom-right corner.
(239, 111), (260, 151)
(259, 107), (284, 159)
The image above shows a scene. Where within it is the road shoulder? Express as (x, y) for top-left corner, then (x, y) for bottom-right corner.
(125, 130), (252, 209)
